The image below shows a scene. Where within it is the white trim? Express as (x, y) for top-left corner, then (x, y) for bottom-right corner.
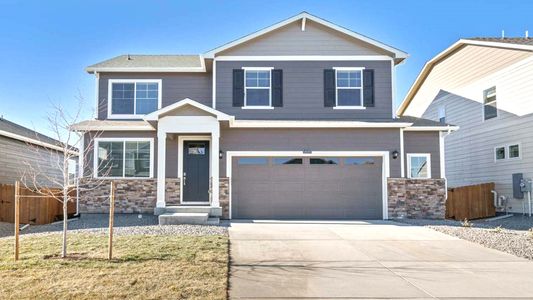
(406, 153), (431, 179)
(86, 67), (206, 73)
(215, 55), (394, 61)
(107, 79), (162, 119)
(439, 131), (445, 179)
(71, 124), (156, 131)
(225, 150), (390, 220)
(404, 126), (459, 131)
(212, 59), (217, 109)
(94, 72), (99, 119)
(400, 128), (405, 177)
(0, 129), (78, 155)
(178, 136), (212, 204)
(78, 132), (85, 178)
(243, 68), (273, 109)
(334, 68), (364, 109)
(93, 137), (154, 179)
(228, 120), (413, 128)
(144, 98), (232, 121)
(204, 12), (408, 60)
(398, 38), (533, 116)
(391, 60), (396, 118)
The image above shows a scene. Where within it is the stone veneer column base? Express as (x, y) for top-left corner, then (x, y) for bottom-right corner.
(79, 178), (157, 214)
(219, 177), (230, 219)
(387, 178), (446, 219)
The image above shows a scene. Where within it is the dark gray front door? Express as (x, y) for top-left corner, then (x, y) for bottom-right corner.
(232, 156), (383, 219)
(183, 141), (210, 203)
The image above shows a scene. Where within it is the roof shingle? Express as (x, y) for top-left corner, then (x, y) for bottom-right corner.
(86, 55), (203, 72)
(466, 37), (533, 46)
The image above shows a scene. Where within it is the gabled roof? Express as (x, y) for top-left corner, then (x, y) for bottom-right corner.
(0, 117), (78, 153)
(86, 55), (205, 73)
(397, 38), (533, 116)
(143, 98), (233, 121)
(204, 12), (408, 64)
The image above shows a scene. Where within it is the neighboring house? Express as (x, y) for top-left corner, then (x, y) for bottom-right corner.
(398, 37), (533, 213)
(0, 117), (77, 186)
(73, 12), (452, 223)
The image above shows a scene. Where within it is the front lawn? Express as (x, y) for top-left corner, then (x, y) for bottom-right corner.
(0, 232), (228, 299)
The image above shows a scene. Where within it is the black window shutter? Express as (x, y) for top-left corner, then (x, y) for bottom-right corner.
(324, 69), (336, 107)
(271, 69), (283, 107)
(363, 69), (375, 107)
(232, 69), (244, 107)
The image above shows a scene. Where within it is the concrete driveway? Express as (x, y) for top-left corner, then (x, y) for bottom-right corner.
(229, 220), (533, 299)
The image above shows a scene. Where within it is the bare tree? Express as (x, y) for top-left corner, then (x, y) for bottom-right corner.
(20, 94), (107, 258)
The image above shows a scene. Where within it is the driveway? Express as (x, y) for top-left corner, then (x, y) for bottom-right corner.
(229, 220), (533, 299)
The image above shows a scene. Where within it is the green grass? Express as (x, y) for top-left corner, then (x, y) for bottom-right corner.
(0, 233), (228, 299)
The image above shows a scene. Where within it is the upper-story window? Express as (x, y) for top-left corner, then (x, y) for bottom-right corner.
(483, 86), (497, 120)
(438, 105), (446, 124)
(335, 68), (363, 108)
(244, 68), (272, 108)
(108, 79), (162, 118)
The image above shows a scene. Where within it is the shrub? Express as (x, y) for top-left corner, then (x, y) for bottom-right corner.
(461, 218), (472, 228)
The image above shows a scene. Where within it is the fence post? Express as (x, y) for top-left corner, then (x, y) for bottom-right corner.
(14, 181), (20, 261)
(108, 181), (115, 260)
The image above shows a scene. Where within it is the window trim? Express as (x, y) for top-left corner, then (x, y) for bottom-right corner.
(438, 105), (446, 123)
(333, 67), (365, 109)
(482, 86), (497, 121)
(494, 143), (521, 161)
(242, 67), (273, 109)
(406, 153), (431, 179)
(93, 137), (154, 179)
(107, 79), (162, 119)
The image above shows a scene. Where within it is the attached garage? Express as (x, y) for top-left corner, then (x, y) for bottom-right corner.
(230, 154), (385, 220)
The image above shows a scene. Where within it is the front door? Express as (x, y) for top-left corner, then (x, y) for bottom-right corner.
(182, 141), (210, 203)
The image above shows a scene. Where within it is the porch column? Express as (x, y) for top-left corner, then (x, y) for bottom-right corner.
(156, 131), (166, 210)
(211, 131), (220, 207)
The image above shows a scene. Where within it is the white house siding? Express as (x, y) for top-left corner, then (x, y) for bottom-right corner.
(422, 54), (533, 213)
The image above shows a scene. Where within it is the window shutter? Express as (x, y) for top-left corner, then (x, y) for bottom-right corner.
(324, 69), (336, 107)
(363, 69), (375, 107)
(233, 69), (244, 107)
(271, 69), (283, 107)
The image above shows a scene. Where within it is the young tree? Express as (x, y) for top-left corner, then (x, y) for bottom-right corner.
(20, 95), (106, 258)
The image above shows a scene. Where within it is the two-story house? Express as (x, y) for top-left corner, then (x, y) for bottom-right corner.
(398, 37), (533, 214)
(72, 12), (452, 223)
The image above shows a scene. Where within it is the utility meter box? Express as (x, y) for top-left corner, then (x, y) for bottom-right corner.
(513, 173), (524, 199)
(521, 178), (532, 193)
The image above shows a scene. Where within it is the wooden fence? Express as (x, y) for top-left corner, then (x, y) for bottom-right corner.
(446, 182), (496, 220)
(0, 184), (77, 225)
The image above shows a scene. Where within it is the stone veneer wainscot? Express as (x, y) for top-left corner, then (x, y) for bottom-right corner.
(387, 178), (446, 219)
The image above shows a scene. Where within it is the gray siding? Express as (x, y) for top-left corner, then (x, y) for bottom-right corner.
(218, 19), (391, 56)
(403, 131), (441, 179)
(0, 136), (63, 186)
(216, 60), (392, 120)
(97, 73), (212, 120)
(220, 127), (401, 177)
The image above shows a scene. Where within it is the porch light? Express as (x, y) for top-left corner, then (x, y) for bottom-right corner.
(219, 150), (223, 159)
(392, 150), (399, 159)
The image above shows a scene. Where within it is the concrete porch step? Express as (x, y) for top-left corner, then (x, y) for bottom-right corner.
(207, 217), (220, 225)
(164, 206), (222, 217)
(159, 212), (209, 225)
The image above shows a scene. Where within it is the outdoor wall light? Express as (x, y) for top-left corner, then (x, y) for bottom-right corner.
(219, 150), (223, 159)
(392, 150), (399, 159)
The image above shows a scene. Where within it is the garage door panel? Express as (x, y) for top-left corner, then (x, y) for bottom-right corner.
(232, 156), (383, 219)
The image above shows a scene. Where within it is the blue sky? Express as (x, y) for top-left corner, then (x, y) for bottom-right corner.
(1, 0), (532, 137)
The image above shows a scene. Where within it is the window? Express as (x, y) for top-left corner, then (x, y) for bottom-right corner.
(335, 68), (363, 107)
(109, 80), (161, 117)
(438, 105), (446, 124)
(188, 143), (206, 155)
(495, 147), (506, 160)
(244, 69), (271, 107)
(483, 86), (497, 120)
(344, 157), (375, 165)
(237, 157), (268, 165)
(96, 139), (153, 178)
(310, 158), (339, 165)
(509, 144), (520, 159)
(68, 159), (77, 184)
(495, 144), (521, 161)
(407, 154), (431, 179)
(273, 157), (303, 165)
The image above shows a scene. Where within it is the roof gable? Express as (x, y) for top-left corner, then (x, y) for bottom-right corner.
(144, 98), (232, 121)
(204, 12), (408, 63)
